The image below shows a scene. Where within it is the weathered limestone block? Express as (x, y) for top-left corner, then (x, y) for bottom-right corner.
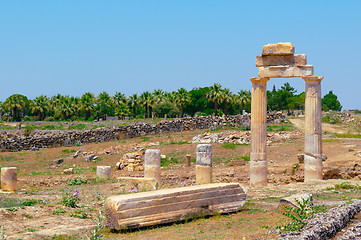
(279, 193), (313, 209)
(196, 144), (212, 184)
(262, 42), (295, 56)
(186, 154), (191, 166)
(1, 167), (17, 191)
(105, 183), (246, 230)
(258, 65), (314, 78)
(97, 166), (111, 180)
(256, 54), (307, 67)
(144, 149), (161, 184)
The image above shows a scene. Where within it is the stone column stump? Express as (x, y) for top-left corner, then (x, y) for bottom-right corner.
(1, 167), (17, 191)
(196, 144), (212, 184)
(96, 166), (111, 180)
(144, 149), (161, 185)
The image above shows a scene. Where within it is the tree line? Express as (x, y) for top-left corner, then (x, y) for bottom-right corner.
(0, 83), (341, 122)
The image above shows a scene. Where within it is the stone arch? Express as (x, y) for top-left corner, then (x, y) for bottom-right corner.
(250, 42), (323, 187)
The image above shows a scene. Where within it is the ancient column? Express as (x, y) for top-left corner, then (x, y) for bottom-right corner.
(1, 167), (17, 191)
(250, 77), (269, 187)
(96, 166), (111, 180)
(303, 76), (323, 181)
(196, 144), (212, 184)
(144, 149), (161, 184)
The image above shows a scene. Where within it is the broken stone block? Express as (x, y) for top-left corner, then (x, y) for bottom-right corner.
(1, 167), (17, 191)
(53, 159), (64, 165)
(196, 144), (212, 185)
(279, 193), (313, 209)
(72, 150), (82, 158)
(105, 183), (246, 230)
(262, 42), (295, 56)
(85, 154), (98, 162)
(229, 160), (245, 166)
(63, 168), (74, 174)
(258, 65), (314, 78)
(256, 54), (307, 67)
(97, 166), (111, 180)
(144, 149), (161, 184)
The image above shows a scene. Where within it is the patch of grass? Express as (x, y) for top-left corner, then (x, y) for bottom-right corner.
(322, 114), (340, 124)
(53, 207), (67, 215)
(334, 182), (360, 190)
(68, 124), (87, 130)
(322, 139), (338, 142)
(21, 213), (34, 219)
(161, 157), (180, 167)
(276, 197), (327, 232)
(334, 133), (361, 139)
(66, 178), (87, 186)
(267, 124), (295, 132)
(166, 141), (191, 145)
(24, 171), (54, 176)
(62, 149), (77, 154)
(69, 209), (89, 219)
(349, 149), (355, 152)
(221, 142), (238, 150)
(142, 136), (150, 142)
(0, 197), (38, 209)
(240, 154), (250, 162)
(25, 228), (37, 233)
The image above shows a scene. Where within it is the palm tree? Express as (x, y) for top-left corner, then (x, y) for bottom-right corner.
(129, 93), (139, 118)
(80, 92), (95, 120)
(3, 94), (28, 121)
(140, 91), (152, 118)
(152, 89), (164, 105)
(97, 92), (113, 120)
(220, 88), (232, 115)
(175, 88), (191, 117)
(55, 96), (74, 120)
(206, 83), (223, 116)
(113, 92), (127, 106)
(30, 95), (49, 121)
(238, 90), (251, 115)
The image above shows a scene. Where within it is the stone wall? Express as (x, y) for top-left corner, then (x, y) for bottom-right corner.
(0, 113), (285, 152)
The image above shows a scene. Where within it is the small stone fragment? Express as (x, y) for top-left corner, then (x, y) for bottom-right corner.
(63, 168), (74, 174)
(85, 154), (98, 162)
(97, 166), (111, 180)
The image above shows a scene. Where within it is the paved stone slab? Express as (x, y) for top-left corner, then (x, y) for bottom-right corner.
(262, 42), (295, 56)
(258, 65), (313, 78)
(256, 54), (307, 67)
(105, 183), (246, 230)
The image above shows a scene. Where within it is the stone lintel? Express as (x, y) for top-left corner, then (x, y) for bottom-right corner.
(256, 54), (307, 67)
(302, 76), (324, 82)
(262, 42), (295, 56)
(258, 65), (314, 78)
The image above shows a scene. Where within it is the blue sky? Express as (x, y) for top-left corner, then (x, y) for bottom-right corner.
(1, 1), (360, 109)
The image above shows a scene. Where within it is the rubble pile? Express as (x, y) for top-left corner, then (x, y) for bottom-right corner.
(192, 131), (300, 145)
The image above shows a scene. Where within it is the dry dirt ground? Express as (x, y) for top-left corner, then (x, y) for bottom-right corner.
(1, 117), (361, 239)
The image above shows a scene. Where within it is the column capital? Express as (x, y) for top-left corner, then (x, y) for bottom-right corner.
(250, 77), (269, 84)
(302, 76), (323, 82)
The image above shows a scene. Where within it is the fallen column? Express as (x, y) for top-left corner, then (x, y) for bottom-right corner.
(196, 144), (212, 185)
(105, 183), (246, 230)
